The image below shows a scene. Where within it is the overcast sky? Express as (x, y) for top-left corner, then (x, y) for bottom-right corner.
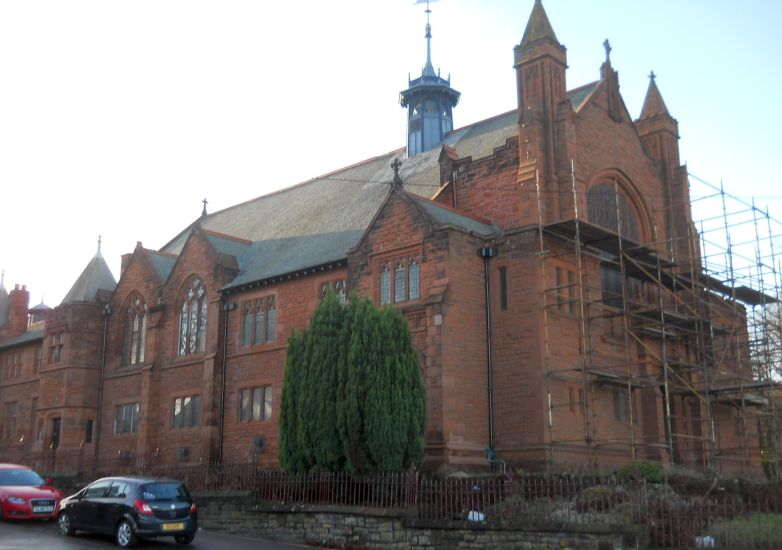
(1, 0), (780, 306)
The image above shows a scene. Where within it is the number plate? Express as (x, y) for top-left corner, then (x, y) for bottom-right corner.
(33, 506), (54, 514)
(162, 522), (185, 531)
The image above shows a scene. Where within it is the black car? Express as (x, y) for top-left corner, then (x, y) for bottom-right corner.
(56, 476), (198, 547)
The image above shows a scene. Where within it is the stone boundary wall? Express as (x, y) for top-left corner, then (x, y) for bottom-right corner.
(194, 492), (647, 549)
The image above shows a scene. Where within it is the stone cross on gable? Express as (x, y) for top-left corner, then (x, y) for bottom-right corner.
(603, 39), (612, 63)
(649, 70), (656, 82)
(391, 158), (403, 189)
(202, 198), (208, 217)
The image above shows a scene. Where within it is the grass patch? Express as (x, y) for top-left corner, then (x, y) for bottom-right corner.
(708, 513), (782, 547)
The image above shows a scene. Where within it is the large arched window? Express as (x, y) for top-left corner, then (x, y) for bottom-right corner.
(587, 181), (643, 310)
(178, 277), (207, 356)
(121, 295), (147, 366)
(587, 181), (641, 242)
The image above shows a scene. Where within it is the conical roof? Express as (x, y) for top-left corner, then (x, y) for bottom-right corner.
(521, 0), (559, 47)
(61, 242), (117, 304)
(639, 73), (671, 120)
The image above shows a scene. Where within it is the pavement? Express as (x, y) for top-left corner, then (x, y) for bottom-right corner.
(0, 518), (310, 550)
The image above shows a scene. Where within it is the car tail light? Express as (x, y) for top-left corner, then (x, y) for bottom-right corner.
(133, 499), (154, 515)
(189, 502), (197, 514)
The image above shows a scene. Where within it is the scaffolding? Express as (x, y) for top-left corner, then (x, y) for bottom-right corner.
(535, 166), (782, 477)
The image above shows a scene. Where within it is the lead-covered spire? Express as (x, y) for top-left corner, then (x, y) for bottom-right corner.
(401, 0), (460, 157)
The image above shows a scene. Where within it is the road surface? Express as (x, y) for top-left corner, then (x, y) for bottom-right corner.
(0, 519), (309, 550)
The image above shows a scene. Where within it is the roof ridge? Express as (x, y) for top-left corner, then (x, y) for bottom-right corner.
(201, 229), (253, 245)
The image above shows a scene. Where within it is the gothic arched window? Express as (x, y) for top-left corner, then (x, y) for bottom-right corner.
(178, 277), (207, 356)
(587, 182), (641, 242)
(121, 295), (147, 366)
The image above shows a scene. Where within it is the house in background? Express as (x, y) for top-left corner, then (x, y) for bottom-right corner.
(1, 1), (778, 477)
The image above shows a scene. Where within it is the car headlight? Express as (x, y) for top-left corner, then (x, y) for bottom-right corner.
(7, 497), (26, 505)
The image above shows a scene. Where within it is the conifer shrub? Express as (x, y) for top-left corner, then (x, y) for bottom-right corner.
(615, 460), (665, 484)
(279, 291), (426, 473)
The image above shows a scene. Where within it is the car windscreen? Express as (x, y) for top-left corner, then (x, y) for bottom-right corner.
(140, 482), (190, 501)
(0, 469), (46, 486)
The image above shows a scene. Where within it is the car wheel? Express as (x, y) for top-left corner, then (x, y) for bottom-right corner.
(57, 512), (75, 536)
(115, 519), (138, 548)
(175, 533), (196, 545)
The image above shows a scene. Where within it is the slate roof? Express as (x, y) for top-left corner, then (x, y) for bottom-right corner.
(0, 327), (44, 350)
(62, 251), (118, 305)
(409, 195), (499, 238)
(160, 87), (599, 293)
(146, 250), (178, 283)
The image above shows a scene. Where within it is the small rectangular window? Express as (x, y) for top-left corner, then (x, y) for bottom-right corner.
(254, 306), (265, 344)
(567, 271), (575, 313)
(380, 267), (391, 305)
(114, 403), (139, 434)
(252, 387), (262, 421)
(242, 309), (253, 346)
(499, 267), (507, 311)
(555, 267), (564, 311)
(183, 396), (193, 428)
(394, 264), (406, 303)
(240, 389), (250, 422)
(613, 389), (628, 422)
(173, 398), (183, 429)
(264, 386), (273, 420)
(408, 262), (420, 301)
(568, 387), (575, 413)
(240, 386), (273, 422)
(266, 305), (276, 343)
(85, 419), (93, 443)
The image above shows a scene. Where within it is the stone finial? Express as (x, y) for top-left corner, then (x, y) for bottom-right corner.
(202, 198), (208, 217)
(603, 39), (612, 63)
(391, 158), (403, 189)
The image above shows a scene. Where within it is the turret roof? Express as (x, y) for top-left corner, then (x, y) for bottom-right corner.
(520, 0), (559, 47)
(61, 245), (117, 304)
(639, 73), (671, 120)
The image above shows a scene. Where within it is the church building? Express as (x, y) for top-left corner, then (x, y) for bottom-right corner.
(0, 1), (772, 477)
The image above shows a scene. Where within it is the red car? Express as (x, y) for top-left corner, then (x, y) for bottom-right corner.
(0, 463), (62, 520)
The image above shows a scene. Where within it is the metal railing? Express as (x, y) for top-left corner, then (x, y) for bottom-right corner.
(3, 448), (780, 548)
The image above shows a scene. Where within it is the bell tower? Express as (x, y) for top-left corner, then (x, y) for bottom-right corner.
(400, 0), (460, 157)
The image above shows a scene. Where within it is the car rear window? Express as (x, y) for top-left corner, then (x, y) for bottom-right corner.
(0, 469), (45, 486)
(140, 482), (190, 501)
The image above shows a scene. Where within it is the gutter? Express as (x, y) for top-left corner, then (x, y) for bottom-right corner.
(477, 245), (503, 472)
(218, 300), (236, 462)
(94, 304), (111, 462)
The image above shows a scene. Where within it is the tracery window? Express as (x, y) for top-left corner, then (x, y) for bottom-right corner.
(380, 256), (420, 306)
(178, 277), (207, 356)
(122, 296), (147, 366)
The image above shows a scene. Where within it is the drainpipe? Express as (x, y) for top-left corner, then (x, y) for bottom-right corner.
(218, 300), (236, 463)
(95, 304), (111, 463)
(477, 246), (498, 464)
